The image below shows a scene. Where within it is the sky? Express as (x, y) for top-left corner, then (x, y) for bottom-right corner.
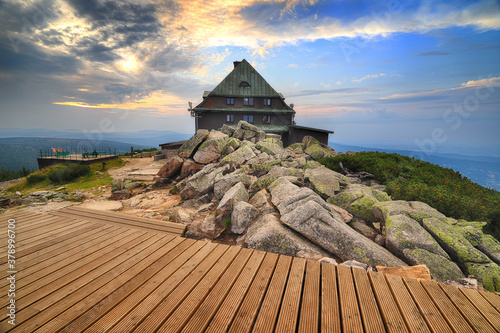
(0, 0), (499, 156)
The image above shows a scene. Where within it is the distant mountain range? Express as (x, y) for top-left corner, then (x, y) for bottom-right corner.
(330, 142), (500, 191)
(0, 128), (193, 148)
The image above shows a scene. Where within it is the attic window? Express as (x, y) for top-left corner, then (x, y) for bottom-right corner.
(239, 81), (250, 87)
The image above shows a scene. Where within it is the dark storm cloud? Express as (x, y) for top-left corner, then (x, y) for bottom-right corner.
(0, 38), (79, 74)
(67, 0), (158, 25)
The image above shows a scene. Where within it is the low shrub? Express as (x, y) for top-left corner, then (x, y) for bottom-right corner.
(26, 172), (46, 183)
(320, 152), (500, 240)
(47, 163), (91, 183)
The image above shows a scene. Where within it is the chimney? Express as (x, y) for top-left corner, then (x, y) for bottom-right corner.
(233, 61), (241, 68)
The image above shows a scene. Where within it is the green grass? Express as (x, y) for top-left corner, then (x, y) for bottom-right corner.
(320, 152), (500, 240)
(6, 158), (125, 194)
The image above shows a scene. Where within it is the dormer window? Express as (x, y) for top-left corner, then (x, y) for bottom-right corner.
(239, 81), (250, 87)
(243, 97), (254, 106)
(264, 98), (271, 106)
(227, 97), (234, 105)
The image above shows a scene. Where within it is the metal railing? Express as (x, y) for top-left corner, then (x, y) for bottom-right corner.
(39, 148), (120, 160)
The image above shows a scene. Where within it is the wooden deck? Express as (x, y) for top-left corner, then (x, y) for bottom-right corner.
(0, 210), (499, 332)
(49, 206), (186, 236)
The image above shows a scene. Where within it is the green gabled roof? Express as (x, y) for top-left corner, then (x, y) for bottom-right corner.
(209, 59), (282, 98)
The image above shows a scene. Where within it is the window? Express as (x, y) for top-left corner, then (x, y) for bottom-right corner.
(226, 97), (234, 105)
(239, 81), (250, 87)
(263, 115), (271, 124)
(243, 97), (254, 106)
(226, 114), (234, 123)
(264, 98), (271, 106)
(243, 115), (254, 123)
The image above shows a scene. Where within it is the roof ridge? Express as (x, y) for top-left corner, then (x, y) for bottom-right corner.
(208, 59), (283, 98)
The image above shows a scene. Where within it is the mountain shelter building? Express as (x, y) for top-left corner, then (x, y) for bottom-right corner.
(189, 59), (333, 146)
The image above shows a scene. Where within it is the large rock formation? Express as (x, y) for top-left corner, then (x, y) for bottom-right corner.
(152, 120), (500, 291)
(269, 177), (406, 267)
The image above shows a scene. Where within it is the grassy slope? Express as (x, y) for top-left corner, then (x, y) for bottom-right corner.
(6, 158), (125, 195)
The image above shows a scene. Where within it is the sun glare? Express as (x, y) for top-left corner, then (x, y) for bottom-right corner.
(117, 55), (141, 73)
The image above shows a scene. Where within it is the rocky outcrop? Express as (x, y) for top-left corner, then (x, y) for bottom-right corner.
(216, 182), (249, 223)
(231, 201), (258, 234)
(329, 184), (391, 221)
(193, 130), (229, 164)
(423, 217), (500, 291)
(214, 171), (256, 199)
(180, 164), (228, 200)
(270, 177), (406, 267)
(157, 156), (183, 178)
(178, 129), (209, 158)
(146, 120), (500, 291)
(305, 166), (348, 199)
(245, 213), (331, 257)
(180, 159), (204, 179)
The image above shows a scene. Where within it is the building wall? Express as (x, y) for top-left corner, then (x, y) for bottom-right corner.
(287, 127), (330, 146)
(204, 96), (288, 109)
(196, 111), (293, 131)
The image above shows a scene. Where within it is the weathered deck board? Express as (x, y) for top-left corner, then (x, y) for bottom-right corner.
(50, 206), (185, 236)
(1, 210), (499, 332)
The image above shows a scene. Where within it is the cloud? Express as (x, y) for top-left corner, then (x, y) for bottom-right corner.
(381, 76), (500, 101)
(53, 90), (187, 115)
(353, 73), (386, 83)
(414, 51), (450, 57)
(289, 87), (374, 97)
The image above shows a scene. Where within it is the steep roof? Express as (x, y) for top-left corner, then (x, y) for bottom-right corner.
(208, 59), (282, 98)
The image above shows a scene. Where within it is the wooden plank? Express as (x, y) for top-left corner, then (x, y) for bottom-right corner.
(337, 265), (363, 333)
(157, 247), (250, 333)
(352, 267), (385, 333)
(0, 230), (155, 331)
(439, 283), (496, 333)
(180, 249), (265, 333)
(206, 252), (277, 333)
(10, 218), (86, 246)
(111, 244), (232, 333)
(54, 206), (185, 234)
(298, 260), (321, 333)
(0, 228), (145, 312)
(479, 290), (500, 313)
(0, 220), (108, 261)
(0, 222), (111, 279)
(84, 240), (216, 333)
(385, 274), (431, 333)
(50, 209), (183, 235)
(0, 225), (133, 296)
(274, 257), (306, 333)
(420, 280), (474, 333)
(9, 234), (170, 333)
(64, 206), (185, 230)
(0, 222), (114, 275)
(252, 255), (293, 332)
(321, 262), (341, 333)
(50, 208), (178, 231)
(402, 277), (452, 333)
(369, 271), (409, 333)
(460, 287), (500, 329)
(35, 236), (184, 333)
(225, 251), (277, 333)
